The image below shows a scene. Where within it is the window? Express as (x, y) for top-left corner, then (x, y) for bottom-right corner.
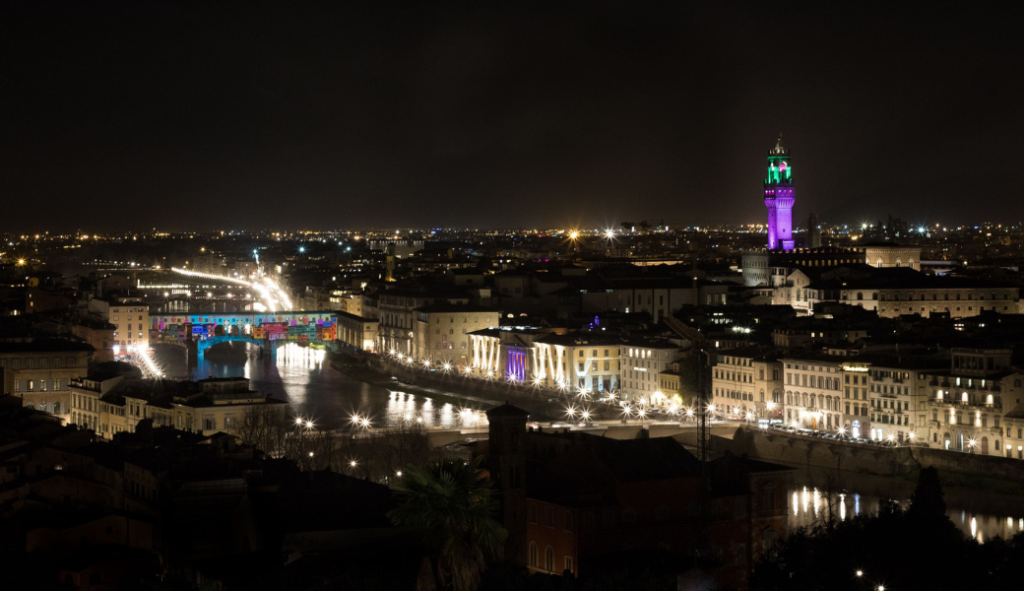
(545, 546), (554, 572)
(564, 556), (574, 574)
(529, 542), (538, 567)
(545, 505), (554, 527)
(564, 509), (573, 531)
(762, 484), (776, 510)
(528, 503), (537, 523)
(762, 528), (779, 554)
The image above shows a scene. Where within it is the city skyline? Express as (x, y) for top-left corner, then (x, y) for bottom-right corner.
(4, 3), (1024, 232)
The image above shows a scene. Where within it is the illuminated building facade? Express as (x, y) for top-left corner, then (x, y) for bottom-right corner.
(712, 347), (784, 421)
(414, 304), (500, 367)
(781, 357), (846, 431)
(530, 335), (622, 393)
(764, 137), (795, 251)
(619, 340), (680, 403)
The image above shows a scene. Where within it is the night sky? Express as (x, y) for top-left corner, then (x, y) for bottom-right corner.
(3, 2), (1023, 232)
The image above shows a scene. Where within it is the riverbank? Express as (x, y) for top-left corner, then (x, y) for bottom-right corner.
(716, 427), (1024, 519)
(328, 352), (563, 421)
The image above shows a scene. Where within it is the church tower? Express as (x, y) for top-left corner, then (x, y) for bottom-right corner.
(486, 403), (529, 565)
(764, 136), (795, 251)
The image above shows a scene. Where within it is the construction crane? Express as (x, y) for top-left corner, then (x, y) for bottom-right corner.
(664, 316), (713, 567)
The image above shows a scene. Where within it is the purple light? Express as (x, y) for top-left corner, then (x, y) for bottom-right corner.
(506, 350), (526, 381)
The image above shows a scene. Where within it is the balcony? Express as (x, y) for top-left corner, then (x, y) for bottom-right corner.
(926, 398), (1000, 411)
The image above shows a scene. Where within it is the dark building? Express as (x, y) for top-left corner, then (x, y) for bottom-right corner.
(486, 402), (530, 566)
(482, 403), (792, 589)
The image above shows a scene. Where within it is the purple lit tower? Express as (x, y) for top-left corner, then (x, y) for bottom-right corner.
(764, 136), (795, 251)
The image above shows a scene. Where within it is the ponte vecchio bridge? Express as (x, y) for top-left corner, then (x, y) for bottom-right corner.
(149, 311), (338, 358)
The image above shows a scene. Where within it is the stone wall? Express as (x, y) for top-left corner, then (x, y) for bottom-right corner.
(720, 427), (1024, 482)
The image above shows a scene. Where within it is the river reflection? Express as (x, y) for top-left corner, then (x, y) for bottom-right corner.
(787, 469), (1024, 543)
(152, 343), (492, 430)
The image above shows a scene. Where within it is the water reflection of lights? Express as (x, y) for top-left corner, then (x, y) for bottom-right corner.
(793, 487), (863, 523)
(276, 344), (325, 368)
(382, 393), (487, 429)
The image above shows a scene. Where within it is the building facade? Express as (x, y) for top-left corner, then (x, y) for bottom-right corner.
(781, 356), (846, 432)
(415, 304), (500, 367)
(619, 340), (681, 404)
(712, 347), (784, 421)
(0, 340), (92, 418)
(109, 299), (150, 351)
(529, 334), (622, 393)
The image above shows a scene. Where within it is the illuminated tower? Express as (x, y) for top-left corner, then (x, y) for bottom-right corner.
(764, 135), (795, 251)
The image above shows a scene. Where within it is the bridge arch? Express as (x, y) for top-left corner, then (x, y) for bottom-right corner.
(197, 335), (267, 358)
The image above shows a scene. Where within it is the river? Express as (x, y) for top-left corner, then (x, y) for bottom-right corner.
(152, 342), (1024, 542)
(787, 465), (1024, 543)
(152, 342), (495, 430)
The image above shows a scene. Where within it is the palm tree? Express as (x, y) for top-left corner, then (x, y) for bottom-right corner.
(388, 457), (507, 591)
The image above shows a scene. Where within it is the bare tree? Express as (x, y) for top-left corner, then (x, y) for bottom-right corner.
(238, 405), (287, 457)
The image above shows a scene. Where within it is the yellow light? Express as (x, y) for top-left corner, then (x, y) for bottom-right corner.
(569, 230), (579, 240)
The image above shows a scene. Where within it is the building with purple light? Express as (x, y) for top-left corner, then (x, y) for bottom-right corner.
(764, 136), (795, 251)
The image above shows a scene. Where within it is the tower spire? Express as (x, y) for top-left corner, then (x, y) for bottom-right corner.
(772, 133), (786, 155)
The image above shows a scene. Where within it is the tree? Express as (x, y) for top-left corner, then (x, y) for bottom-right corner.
(237, 405), (287, 456)
(907, 466), (946, 522)
(388, 457), (508, 591)
(751, 468), (993, 591)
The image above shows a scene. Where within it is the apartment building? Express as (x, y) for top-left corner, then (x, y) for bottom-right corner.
(781, 355), (848, 432)
(69, 376), (287, 440)
(111, 299), (150, 351)
(0, 340), (93, 418)
(376, 287), (470, 357)
(619, 339), (682, 404)
(711, 346), (783, 421)
(414, 303), (500, 367)
(921, 347), (1024, 457)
